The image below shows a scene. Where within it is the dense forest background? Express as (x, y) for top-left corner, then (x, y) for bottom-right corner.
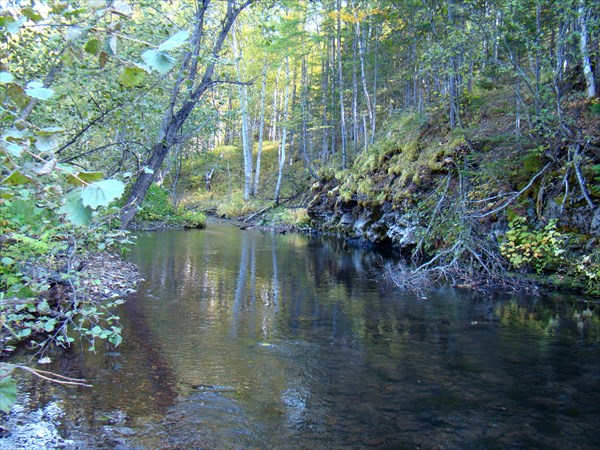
(0, 0), (599, 372)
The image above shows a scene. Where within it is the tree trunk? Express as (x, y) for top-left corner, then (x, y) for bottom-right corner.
(337, 0), (347, 169)
(579, 0), (596, 99)
(254, 63), (267, 195)
(274, 58), (290, 205)
(233, 31), (253, 201)
(358, 19), (373, 146)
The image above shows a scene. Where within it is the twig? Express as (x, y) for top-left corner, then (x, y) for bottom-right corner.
(14, 365), (92, 387)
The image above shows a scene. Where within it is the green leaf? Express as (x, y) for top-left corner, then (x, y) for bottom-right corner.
(59, 189), (92, 226)
(66, 171), (105, 186)
(85, 38), (101, 55)
(25, 82), (54, 100)
(109, 333), (123, 347)
(1, 17), (27, 34)
(158, 30), (190, 51)
(34, 135), (59, 153)
(1, 257), (14, 265)
(0, 72), (14, 84)
(0, 377), (17, 414)
(81, 179), (125, 209)
(117, 67), (146, 87)
(6, 84), (29, 109)
(141, 49), (176, 75)
(1, 170), (34, 186)
(22, 7), (43, 22)
(106, 35), (118, 57)
(43, 319), (56, 332)
(37, 301), (50, 312)
(2, 142), (23, 157)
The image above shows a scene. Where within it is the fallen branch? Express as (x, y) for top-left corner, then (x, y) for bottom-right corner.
(14, 365), (92, 387)
(470, 162), (552, 218)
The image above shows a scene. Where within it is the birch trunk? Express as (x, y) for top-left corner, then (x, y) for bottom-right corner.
(233, 32), (253, 201)
(579, 0), (596, 99)
(254, 63), (267, 195)
(274, 58), (290, 205)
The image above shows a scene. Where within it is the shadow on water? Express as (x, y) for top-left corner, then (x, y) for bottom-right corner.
(3, 223), (600, 449)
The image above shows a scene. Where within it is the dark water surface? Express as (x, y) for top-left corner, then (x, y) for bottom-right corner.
(6, 223), (600, 448)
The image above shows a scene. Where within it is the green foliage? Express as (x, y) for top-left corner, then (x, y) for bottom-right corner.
(576, 253), (600, 296)
(0, 376), (17, 414)
(179, 210), (207, 229)
(216, 192), (263, 218)
(500, 218), (566, 274)
(261, 207), (311, 229)
(136, 184), (175, 222)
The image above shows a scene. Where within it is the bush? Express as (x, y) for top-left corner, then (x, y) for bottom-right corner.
(500, 217), (566, 274)
(179, 210), (207, 229)
(137, 184), (175, 222)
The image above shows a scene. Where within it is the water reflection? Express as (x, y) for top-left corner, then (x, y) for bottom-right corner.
(17, 224), (600, 449)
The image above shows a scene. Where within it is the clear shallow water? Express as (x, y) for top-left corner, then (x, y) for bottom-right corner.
(6, 223), (600, 449)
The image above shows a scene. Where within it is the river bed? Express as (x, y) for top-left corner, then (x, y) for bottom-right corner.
(2, 223), (600, 449)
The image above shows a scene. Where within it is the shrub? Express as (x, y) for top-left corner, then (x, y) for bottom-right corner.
(500, 217), (566, 274)
(179, 210), (207, 229)
(137, 184), (175, 222)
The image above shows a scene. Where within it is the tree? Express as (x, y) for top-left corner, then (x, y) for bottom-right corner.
(120, 0), (254, 228)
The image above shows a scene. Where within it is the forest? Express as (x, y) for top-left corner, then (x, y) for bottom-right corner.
(0, 0), (599, 417)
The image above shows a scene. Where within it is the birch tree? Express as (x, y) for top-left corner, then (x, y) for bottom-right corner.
(120, 0), (254, 228)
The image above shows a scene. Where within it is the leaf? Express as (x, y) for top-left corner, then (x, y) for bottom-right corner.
(99, 51), (109, 69)
(141, 49), (176, 75)
(34, 158), (57, 176)
(85, 38), (101, 55)
(34, 135), (59, 153)
(81, 179), (125, 209)
(22, 7), (43, 22)
(117, 67), (146, 87)
(59, 189), (92, 226)
(106, 35), (118, 57)
(0, 72), (14, 84)
(0, 377), (17, 414)
(25, 82), (54, 101)
(112, 1), (133, 17)
(158, 30), (190, 52)
(1, 170), (34, 186)
(66, 171), (105, 186)
(1, 17), (27, 34)
(6, 84), (29, 109)
(2, 142), (23, 157)
(65, 26), (84, 42)
(1, 257), (14, 265)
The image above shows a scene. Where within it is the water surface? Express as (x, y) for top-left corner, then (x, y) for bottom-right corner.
(6, 223), (600, 448)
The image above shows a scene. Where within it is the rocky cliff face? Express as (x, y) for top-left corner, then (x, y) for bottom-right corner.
(307, 179), (421, 253)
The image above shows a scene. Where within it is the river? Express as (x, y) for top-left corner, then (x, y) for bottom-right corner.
(3, 223), (600, 449)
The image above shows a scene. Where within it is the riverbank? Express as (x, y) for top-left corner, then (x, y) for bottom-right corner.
(0, 251), (142, 356)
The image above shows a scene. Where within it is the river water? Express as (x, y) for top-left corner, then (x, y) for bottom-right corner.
(3, 223), (600, 449)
